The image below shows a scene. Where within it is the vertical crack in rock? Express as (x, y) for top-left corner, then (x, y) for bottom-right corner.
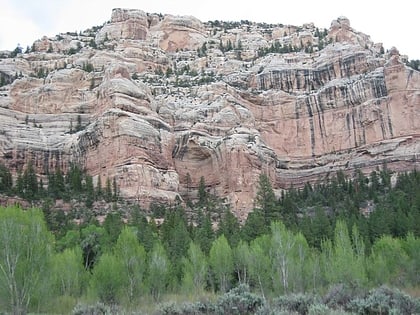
(305, 98), (316, 156)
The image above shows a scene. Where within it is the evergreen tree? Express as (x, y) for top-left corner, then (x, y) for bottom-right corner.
(68, 164), (82, 193)
(194, 212), (214, 255)
(84, 174), (94, 207)
(105, 177), (112, 202)
(103, 212), (123, 245)
(135, 215), (158, 253)
(0, 163), (13, 193)
(198, 176), (208, 207)
(255, 173), (278, 224)
(218, 209), (241, 248)
(23, 161), (38, 200)
(241, 211), (266, 242)
(96, 175), (102, 199)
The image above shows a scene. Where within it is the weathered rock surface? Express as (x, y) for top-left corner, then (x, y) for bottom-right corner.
(0, 10), (419, 219)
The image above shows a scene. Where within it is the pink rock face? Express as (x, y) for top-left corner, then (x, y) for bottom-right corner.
(0, 11), (419, 216)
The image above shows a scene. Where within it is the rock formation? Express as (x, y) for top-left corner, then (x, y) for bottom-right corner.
(0, 9), (419, 219)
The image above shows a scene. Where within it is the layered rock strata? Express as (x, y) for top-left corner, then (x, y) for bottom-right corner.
(0, 9), (419, 218)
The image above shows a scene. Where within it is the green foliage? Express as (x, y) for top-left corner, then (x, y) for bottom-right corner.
(80, 224), (109, 270)
(51, 247), (86, 297)
(114, 227), (147, 303)
(218, 209), (241, 248)
(248, 235), (271, 299)
(193, 212), (215, 254)
(406, 59), (420, 71)
(241, 211), (266, 242)
(148, 241), (170, 301)
(83, 62), (94, 72)
(322, 221), (367, 287)
(0, 163), (12, 193)
(103, 212), (123, 244)
(0, 206), (53, 315)
(182, 241), (208, 294)
(89, 252), (123, 304)
(10, 45), (22, 57)
(233, 241), (252, 285)
(256, 174), (279, 224)
(209, 235), (234, 292)
(368, 235), (409, 286)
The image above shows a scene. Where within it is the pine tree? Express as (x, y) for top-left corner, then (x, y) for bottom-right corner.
(105, 177), (112, 202)
(194, 213), (214, 254)
(85, 175), (94, 208)
(0, 163), (13, 193)
(96, 175), (102, 199)
(255, 173), (278, 224)
(198, 176), (208, 207)
(218, 209), (241, 248)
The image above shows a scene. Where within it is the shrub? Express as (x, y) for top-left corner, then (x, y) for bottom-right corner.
(158, 300), (215, 315)
(323, 284), (365, 309)
(216, 284), (264, 315)
(308, 303), (330, 315)
(347, 286), (420, 315)
(273, 293), (317, 315)
(72, 302), (111, 315)
(158, 284), (263, 315)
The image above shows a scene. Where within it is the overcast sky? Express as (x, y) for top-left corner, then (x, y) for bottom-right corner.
(0, 0), (418, 59)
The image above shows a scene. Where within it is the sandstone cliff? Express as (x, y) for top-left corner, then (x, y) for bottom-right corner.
(0, 9), (419, 219)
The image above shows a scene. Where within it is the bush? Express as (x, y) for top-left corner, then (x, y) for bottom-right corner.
(323, 284), (365, 309)
(347, 286), (420, 315)
(255, 305), (294, 315)
(158, 301), (214, 315)
(216, 284), (264, 315)
(308, 303), (330, 315)
(158, 284), (263, 315)
(72, 302), (111, 315)
(273, 293), (317, 315)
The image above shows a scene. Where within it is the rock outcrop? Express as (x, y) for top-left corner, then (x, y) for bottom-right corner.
(0, 10), (419, 219)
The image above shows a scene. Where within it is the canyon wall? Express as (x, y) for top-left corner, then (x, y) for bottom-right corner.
(0, 10), (419, 218)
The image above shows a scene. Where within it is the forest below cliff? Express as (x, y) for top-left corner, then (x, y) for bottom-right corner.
(0, 165), (420, 314)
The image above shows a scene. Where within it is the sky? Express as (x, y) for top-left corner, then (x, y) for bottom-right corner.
(0, 0), (418, 59)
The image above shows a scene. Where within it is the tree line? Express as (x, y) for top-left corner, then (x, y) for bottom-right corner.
(0, 163), (420, 313)
(0, 205), (419, 314)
